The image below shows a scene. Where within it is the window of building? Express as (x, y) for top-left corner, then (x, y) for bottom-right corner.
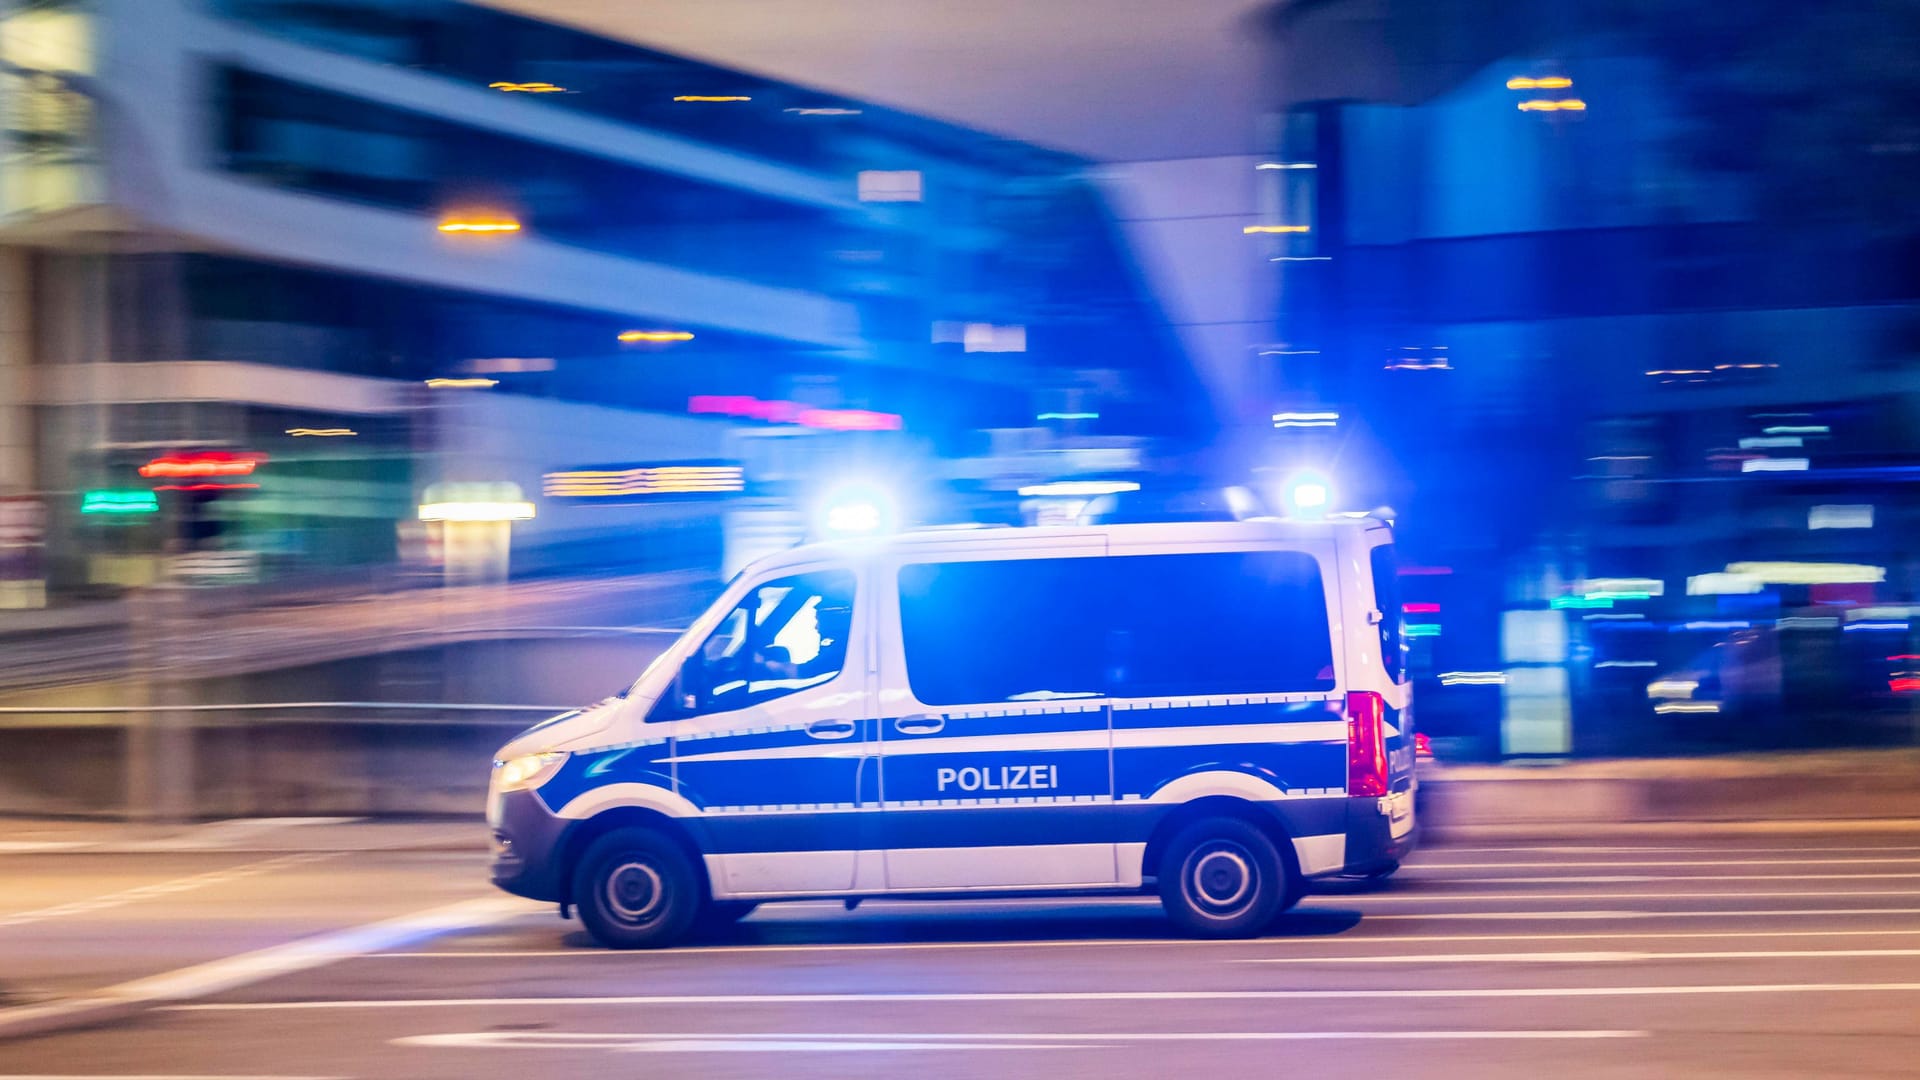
(210, 66), (844, 290)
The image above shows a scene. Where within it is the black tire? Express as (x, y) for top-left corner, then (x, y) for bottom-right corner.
(572, 827), (702, 949)
(1157, 816), (1295, 938)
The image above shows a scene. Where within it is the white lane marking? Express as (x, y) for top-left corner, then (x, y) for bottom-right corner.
(1411, 857), (1920, 869)
(1364, 908), (1920, 921)
(166, 983), (1920, 1011)
(135, 818), (362, 852)
(1461, 874), (1920, 884)
(1243, 948), (1920, 964)
(0, 854), (337, 928)
(111, 897), (534, 1002)
(0, 897), (536, 1041)
(0, 841), (92, 852)
(395, 1030), (1645, 1052)
(1310, 889), (1920, 903)
(373, 926), (1920, 960)
(1428, 841), (1920, 849)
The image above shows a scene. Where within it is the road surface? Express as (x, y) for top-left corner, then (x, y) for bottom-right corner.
(4, 830), (1920, 1077)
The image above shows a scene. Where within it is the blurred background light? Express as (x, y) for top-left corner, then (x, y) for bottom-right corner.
(1272, 411), (1339, 429)
(1724, 561), (1886, 585)
(1809, 505), (1874, 530)
(139, 452), (263, 479)
(436, 217), (521, 233)
(1017, 480), (1140, 497)
(80, 490), (158, 516)
(418, 500), (534, 522)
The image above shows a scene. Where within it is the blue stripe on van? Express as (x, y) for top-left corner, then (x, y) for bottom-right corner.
(1110, 698), (1338, 729)
(1115, 741), (1346, 801)
(536, 739), (671, 812)
(684, 797), (1355, 855)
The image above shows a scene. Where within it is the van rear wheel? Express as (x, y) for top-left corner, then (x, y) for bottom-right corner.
(1158, 817), (1293, 938)
(573, 827), (701, 949)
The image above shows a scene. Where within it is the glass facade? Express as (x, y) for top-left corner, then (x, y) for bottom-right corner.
(212, 66), (854, 291)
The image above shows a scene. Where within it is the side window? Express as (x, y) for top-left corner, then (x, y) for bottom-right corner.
(655, 569), (855, 719)
(1106, 551), (1336, 698)
(1369, 542), (1407, 684)
(898, 558), (1106, 705)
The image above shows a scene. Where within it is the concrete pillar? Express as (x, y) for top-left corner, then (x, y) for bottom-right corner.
(0, 248), (32, 492)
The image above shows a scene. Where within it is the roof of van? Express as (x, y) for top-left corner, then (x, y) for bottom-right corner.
(758, 517), (1389, 573)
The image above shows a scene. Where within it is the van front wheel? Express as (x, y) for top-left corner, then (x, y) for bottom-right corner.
(1158, 817), (1291, 938)
(573, 827), (701, 949)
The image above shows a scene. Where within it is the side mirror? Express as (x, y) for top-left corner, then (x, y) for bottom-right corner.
(673, 661), (706, 713)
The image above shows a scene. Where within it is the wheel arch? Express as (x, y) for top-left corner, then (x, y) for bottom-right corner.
(557, 806), (709, 907)
(1140, 795), (1302, 888)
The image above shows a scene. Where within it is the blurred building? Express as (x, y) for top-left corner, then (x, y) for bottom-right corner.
(0, 0), (1197, 599)
(1262, 0), (1920, 757)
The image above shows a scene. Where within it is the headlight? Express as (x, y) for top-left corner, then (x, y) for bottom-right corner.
(493, 750), (569, 792)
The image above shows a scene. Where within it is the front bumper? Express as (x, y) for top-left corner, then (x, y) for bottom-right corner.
(489, 787), (571, 902)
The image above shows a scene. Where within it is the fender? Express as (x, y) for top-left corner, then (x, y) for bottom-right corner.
(1145, 769), (1295, 805)
(552, 781), (701, 821)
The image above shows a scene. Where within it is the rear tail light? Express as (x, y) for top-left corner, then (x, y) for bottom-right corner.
(1414, 731), (1433, 757)
(1346, 690), (1390, 797)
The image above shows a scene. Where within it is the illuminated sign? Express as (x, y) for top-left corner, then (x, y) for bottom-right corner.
(418, 482), (533, 523)
(545, 462), (746, 501)
(81, 489), (158, 515)
(139, 452), (264, 479)
(688, 396), (902, 432)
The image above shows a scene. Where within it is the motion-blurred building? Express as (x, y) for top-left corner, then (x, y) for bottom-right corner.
(1261, 0), (1920, 756)
(0, 0), (1197, 599)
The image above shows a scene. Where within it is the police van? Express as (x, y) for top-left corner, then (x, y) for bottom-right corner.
(488, 518), (1417, 947)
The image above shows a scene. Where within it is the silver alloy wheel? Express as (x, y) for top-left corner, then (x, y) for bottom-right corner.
(1185, 841), (1257, 918)
(605, 859), (666, 925)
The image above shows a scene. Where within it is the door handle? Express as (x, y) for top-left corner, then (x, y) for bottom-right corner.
(806, 718), (857, 741)
(893, 714), (945, 735)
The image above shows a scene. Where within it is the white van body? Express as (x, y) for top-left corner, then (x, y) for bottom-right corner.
(488, 519), (1416, 944)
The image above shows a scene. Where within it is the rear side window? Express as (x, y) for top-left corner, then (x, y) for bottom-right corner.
(897, 550), (1336, 706)
(897, 558), (1107, 705)
(1105, 551), (1334, 698)
(1370, 541), (1407, 684)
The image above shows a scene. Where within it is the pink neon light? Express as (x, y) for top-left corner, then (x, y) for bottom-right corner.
(689, 395), (902, 431)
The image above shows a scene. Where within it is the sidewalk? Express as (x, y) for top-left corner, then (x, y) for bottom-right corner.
(0, 816), (486, 854)
(1420, 748), (1920, 837)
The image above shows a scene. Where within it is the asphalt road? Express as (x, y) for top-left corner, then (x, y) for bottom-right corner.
(6, 833), (1920, 1078)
